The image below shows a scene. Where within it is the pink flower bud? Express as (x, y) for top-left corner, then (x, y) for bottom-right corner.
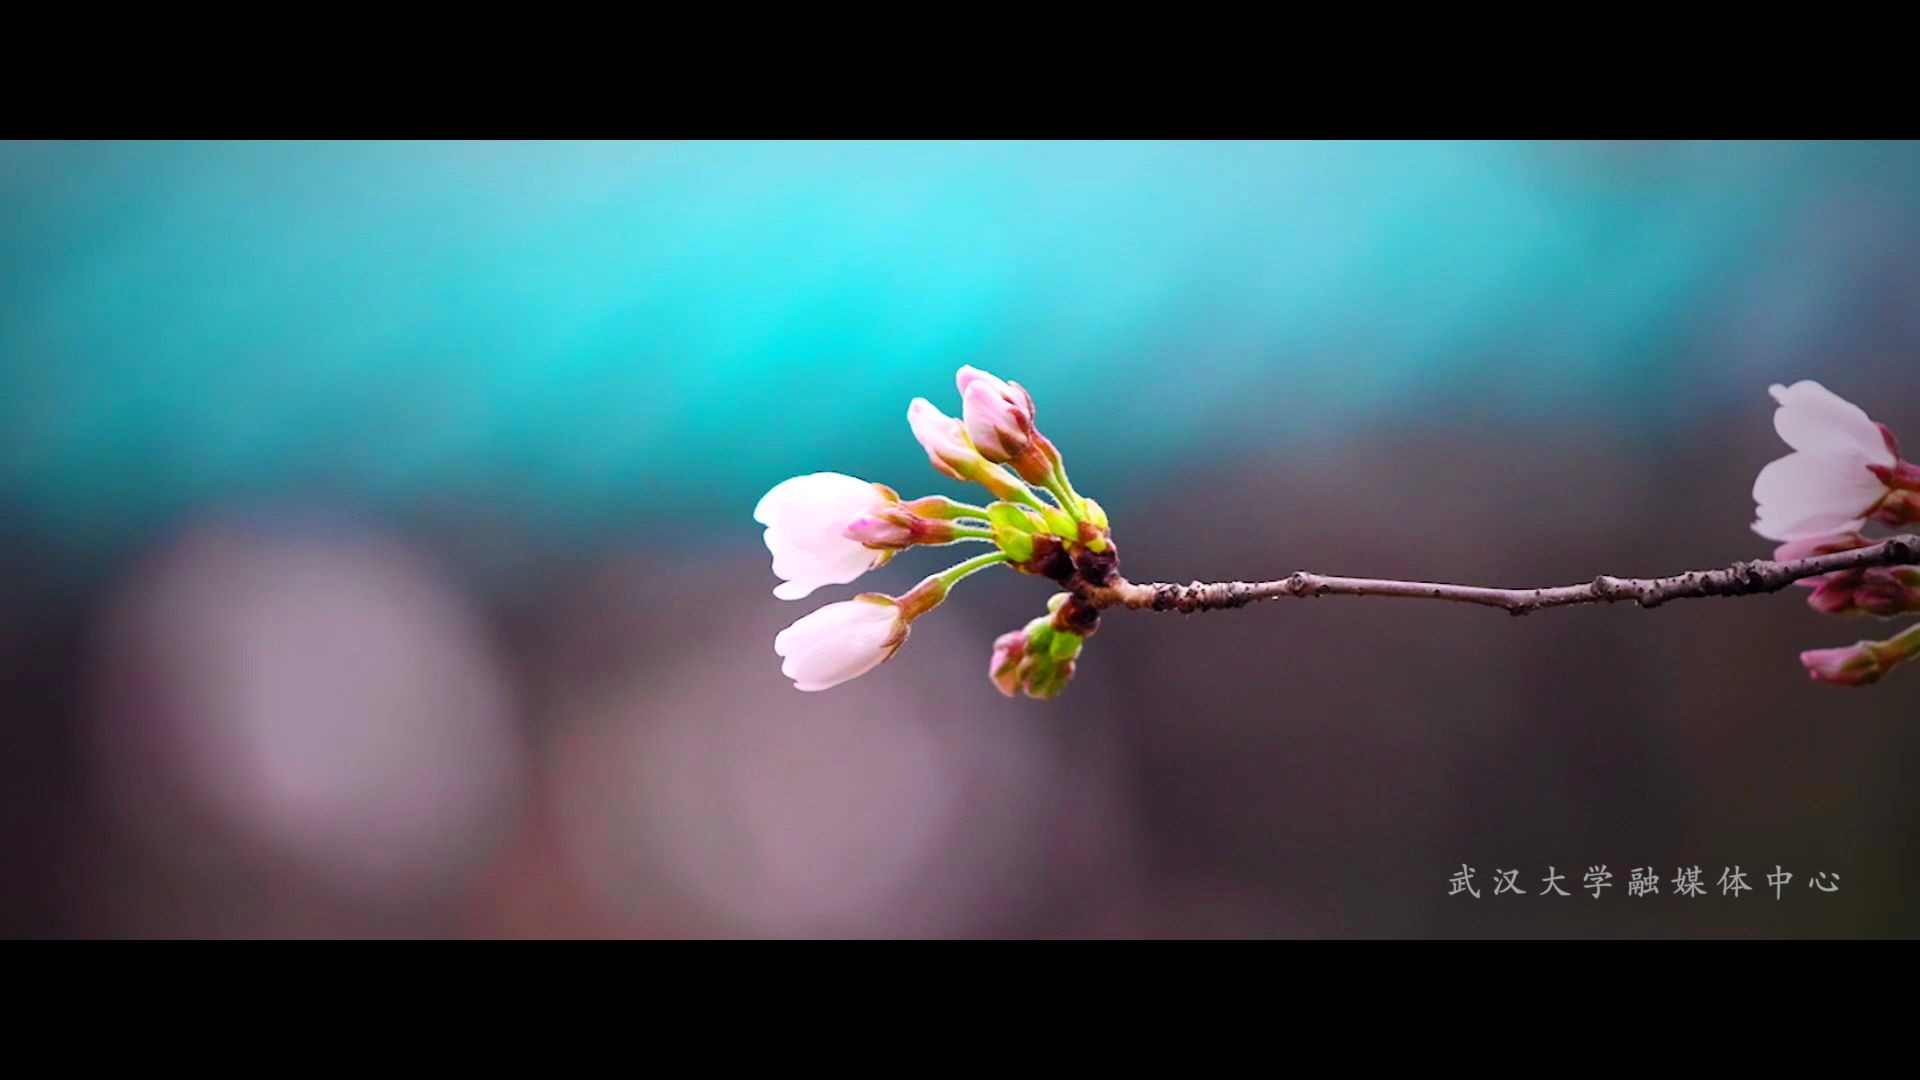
(1851, 568), (1920, 617)
(985, 606), (1086, 699)
(956, 365), (1037, 464)
(842, 511), (916, 549)
(1807, 577), (1860, 615)
(1805, 568), (1920, 618)
(988, 630), (1026, 697)
(1800, 642), (1888, 686)
(1776, 533), (1920, 616)
(907, 397), (981, 481)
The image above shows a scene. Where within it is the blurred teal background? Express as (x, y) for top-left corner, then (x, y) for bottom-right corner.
(8, 140), (1918, 557)
(5, 140), (1920, 939)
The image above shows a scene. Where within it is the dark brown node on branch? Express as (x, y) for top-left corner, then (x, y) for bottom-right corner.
(1071, 538), (1119, 586)
(1019, 535), (1077, 583)
(1053, 593), (1102, 637)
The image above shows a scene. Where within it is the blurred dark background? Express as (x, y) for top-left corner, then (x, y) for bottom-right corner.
(2, 140), (1917, 937)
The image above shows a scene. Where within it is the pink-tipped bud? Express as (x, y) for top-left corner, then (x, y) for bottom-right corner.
(1803, 570), (1912, 616)
(956, 365), (1038, 465)
(907, 397), (982, 481)
(1803, 567), (1920, 618)
(988, 630), (1026, 697)
(985, 602), (1088, 699)
(1801, 642), (1889, 686)
(842, 511), (916, 549)
(907, 397), (1043, 504)
(1807, 577), (1857, 614)
(1850, 567), (1920, 617)
(843, 504), (973, 550)
(1778, 532), (1920, 617)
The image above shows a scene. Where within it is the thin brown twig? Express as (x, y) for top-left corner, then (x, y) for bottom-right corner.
(1078, 534), (1920, 618)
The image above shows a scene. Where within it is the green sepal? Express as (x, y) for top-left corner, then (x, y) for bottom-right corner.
(1082, 496), (1109, 530)
(1038, 504), (1077, 537)
(1025, 659), (1074, 699)
(986, 501), (1039, 533)
(994, 527), (1035, 563)
(1048, 629), (1083, 662)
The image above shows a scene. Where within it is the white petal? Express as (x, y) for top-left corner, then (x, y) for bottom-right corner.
(1752, 509), (1871, 543)
(908, 399), (968, 455)
(785, 495), (886, 554)
(756, 473), (891, 599)
(1769, 381), (1893, 463)
(1751, 450), (1887, 540)
(754, 472), (879, 526)
(956, 364), (1015, 399)
(774, 600), (902, 691)
(765, 529), (880, 600)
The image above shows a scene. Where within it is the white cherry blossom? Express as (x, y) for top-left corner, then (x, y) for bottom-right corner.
(773, 596), (907, 692)
(1752, 381), (1897, 541)
(754, 472), (895, 600)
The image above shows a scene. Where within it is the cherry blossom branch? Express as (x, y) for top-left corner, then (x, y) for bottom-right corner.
(764, 372), (1920, 695)
(1079, 534), (1920, 618)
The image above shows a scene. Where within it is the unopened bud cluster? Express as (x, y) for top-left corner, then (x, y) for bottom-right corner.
(990, 592), (1106, 699)
(757, 366), (1112, 697)
(1751, 381), (1920, 686)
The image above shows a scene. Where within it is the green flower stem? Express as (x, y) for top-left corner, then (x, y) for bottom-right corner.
(1057, 468), (1090, 519)
(968, 461), (1055, 517)
(1880, 623), (1920, 664)
(1040, 471), (1086, 522)
(914, 496), (992, 520)
(948, 525), (997, 542)
(896, 550), (1012, 621)
(1005, 481), (1052, 515)
(1034, 438), (1088, 520)
(936, 550), (1012, 588)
